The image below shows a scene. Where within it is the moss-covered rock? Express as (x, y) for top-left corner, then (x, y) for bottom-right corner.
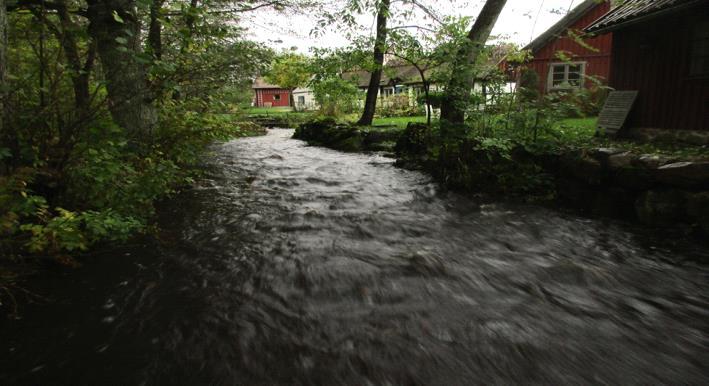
(294, 118), (363, 152)
(295, 118), (406, 154)
(394, 123), (437, 160)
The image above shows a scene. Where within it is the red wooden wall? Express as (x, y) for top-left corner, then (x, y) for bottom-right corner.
(254, 89), (291, 107)
(610, 4), (709, 132)
(527, 1), (613, 94)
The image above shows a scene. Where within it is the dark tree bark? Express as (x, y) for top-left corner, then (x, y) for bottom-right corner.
(182, 0), (199, 52)
(86, 0), (157, 138)
(0, 0), (5, 136)
(148, 0), (163, 60)
(440, 0), (507, 126)
(357, 0), (390, 126)
(31, 2), (94, 111)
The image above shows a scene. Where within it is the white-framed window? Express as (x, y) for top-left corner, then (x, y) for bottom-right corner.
(547, 62), (586, 90)
(273, 94), (281, 101)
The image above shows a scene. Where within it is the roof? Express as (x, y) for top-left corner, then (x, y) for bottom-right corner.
(343, 65), (425, 88)
(252, 77), (284, 89)
(343, 63), (496, 88)
(585, 0), (705, 34)
(524, 0), (607, 53)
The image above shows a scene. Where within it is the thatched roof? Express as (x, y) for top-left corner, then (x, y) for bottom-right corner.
(342, 65), (426, 88)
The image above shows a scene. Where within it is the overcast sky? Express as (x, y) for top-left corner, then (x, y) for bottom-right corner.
(240, 0), (582, 53)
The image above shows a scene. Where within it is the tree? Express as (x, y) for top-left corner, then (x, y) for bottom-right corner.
(265, 52), (311, 110)
(86, 0), (157, 138)
(0, 0), (5, 137)
(387, 22), (466, 126)
(357, 0), (389, 126)
(440, 0), (507, 126)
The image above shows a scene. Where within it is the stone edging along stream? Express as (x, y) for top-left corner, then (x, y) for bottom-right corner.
(294, 119), (709, 238)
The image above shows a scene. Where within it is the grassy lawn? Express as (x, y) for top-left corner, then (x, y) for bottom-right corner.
(372, 116), (429, 128)
(551, 117), (707, 158)
(243, 106), (300, 115)
(551, 117), (598, 142)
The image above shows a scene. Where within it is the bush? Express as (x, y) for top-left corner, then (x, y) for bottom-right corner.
(311, 77), (361, 117)
(0, 97), (258, 261)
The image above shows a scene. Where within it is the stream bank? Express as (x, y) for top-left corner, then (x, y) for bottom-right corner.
(295, 120), (709, 238)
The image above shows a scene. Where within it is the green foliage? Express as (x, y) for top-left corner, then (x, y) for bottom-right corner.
(311, 76), (361, 117)
(265, 52), (311, 92)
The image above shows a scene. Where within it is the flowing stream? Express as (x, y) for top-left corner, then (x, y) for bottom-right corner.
(2, 129), (708, 385)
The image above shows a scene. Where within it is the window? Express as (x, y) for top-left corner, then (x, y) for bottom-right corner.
(690, 21), (709, 77)
(548, 62), (586, 90)
(273, 94), (281, 101)
(297, 96), (305, 105)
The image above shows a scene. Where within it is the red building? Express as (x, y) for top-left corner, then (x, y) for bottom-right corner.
(512, 0), (613, 94)
(586, 0), (709, 133)
(252, 78), (291, 108)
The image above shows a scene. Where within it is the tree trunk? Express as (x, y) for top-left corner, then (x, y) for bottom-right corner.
(0, 0), (6, 137)
(148, 0), (163, 60)
(38, 3), (92, 110)
(86, 0), (157, 138)
(415, 67), (432, 126)
(440, 0), (507, 126)
(357, 0), (390, 126)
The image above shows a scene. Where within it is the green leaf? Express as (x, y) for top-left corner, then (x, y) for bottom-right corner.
(115, 36), (128, 45)
(112, 11), (125, 24)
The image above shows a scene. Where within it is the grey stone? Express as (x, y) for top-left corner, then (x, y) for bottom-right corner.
(656, 162), (709, 188)
(633, 154), (676, 169)
(561, 154), (605, 185)
(607, 151), (635, 169)
(593, 148), (625, 163)
(686, 192), (709, 234)
(635, 190), (687, 226)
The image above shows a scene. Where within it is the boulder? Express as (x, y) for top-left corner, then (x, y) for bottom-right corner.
(607, 151), (635, 169)
(686, 191), (709, 234)
(633, 154), (676, 169)
(612, 167), (655, 191)
(592, 147), (625, 164)
(560, 152), (605, 185)
(655, 161), (709, 188)
(394, 123), (435, 160)
(634, 190), (687, 226)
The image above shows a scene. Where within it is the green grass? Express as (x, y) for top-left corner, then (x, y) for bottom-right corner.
(340, 114), (430, 129)
(243, 106), (299, 115)
(373, 116), (429, 128)
(552, 117), (708, 159)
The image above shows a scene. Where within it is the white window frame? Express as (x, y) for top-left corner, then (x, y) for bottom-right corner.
(547, 62), (586, 91)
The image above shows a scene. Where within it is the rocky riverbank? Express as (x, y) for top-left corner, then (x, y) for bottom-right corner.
(295, 120), (709, 238)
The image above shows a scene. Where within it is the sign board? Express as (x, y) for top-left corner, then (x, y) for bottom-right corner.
(597, 90), (638, 136)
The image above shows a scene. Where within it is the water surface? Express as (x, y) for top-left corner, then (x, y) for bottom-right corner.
(2, 129), (708, 385)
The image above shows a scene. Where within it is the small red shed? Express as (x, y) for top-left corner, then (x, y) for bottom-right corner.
(586, 0), (709, 134)
(252, 78), (292, 108)
(510, 0), (613, 94)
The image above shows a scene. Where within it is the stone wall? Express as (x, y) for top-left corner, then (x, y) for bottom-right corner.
(395, 123), (709, 237)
